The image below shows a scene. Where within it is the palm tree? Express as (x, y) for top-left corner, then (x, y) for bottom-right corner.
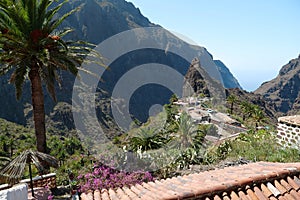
(251, 105), (265, 129)
(170, 112), (198, 150)
(227, 95), (237, 114)
(129, 127), (165, 151)
(0, 0), (98, 153)
(240, 101), (253, 121)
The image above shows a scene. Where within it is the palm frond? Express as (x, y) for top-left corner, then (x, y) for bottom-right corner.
(0, 0), (104, 100)
(47, 1), (81, 33)
(10, 65), (29, 100)
(37, 0), (51, 23)
(44, 0), (67, 26)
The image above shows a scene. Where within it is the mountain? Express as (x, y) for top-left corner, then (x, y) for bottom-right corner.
(182, 59), (277, 124)
(183, 57), (225, 101)
(0, 0), (242, 135)
(58, 0), (155, 43)
(214, 60), (242, 89)
(255, 55), (300, 114)
(226, 88), (278, 124)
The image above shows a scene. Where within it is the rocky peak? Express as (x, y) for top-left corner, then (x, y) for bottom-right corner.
(183, 58), (210, 97)
(255, 56), (300, 114)
(183, 57), (226, 105)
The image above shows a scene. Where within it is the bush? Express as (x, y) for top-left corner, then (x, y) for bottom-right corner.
(77, 163), (154, 192)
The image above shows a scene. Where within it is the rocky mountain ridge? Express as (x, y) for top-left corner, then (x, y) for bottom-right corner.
(182, 59), (278, 124)
(255, 55), (300, 115)
(0, 0), (242, 136)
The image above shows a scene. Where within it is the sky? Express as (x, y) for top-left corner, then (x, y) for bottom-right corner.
(127, 0), (300, 91)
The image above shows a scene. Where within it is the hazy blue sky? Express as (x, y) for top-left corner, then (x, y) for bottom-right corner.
(127, 0), (300, 91)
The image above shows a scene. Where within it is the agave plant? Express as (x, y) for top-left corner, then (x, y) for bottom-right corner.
(0, 0), (100, 153)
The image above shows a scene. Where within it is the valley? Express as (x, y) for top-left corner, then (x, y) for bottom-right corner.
(0, 1), (299, 199)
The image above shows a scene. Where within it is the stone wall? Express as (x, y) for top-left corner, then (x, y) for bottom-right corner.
(20, 173), (56, 189)
(277, 122), (300, 149)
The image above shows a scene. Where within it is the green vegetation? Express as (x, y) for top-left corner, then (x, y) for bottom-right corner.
(0, 93), (299, 195)
(0, 0), (99, 153)
(227, 95), (237, 114)
(226, 95), (268, 129)
(110, 102), (207, 177)
(205, 129), (300, 164)
(0, 118), (88, 186)
(0, 0), (297, 197)
(111, 99), (299, 179)
(0, 119), (35, 159)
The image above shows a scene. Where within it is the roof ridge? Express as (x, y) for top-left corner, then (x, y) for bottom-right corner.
(81, 162), (300, 200)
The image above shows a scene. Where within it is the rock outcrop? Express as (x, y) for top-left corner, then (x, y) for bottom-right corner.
(255, 55), (300, 114)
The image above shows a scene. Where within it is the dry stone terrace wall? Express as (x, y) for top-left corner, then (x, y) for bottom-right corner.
(277, 115), (300, 149)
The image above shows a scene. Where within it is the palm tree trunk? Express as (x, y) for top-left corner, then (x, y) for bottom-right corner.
(29, 62), (47, 153)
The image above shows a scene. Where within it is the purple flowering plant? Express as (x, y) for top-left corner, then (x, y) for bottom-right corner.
(77, 163), (154, 192)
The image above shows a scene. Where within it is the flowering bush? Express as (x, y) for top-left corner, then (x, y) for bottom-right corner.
(47, 195), (54, 200)
(78, 163), (154, 192)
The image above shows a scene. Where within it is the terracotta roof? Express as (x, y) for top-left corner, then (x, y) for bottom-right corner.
(278, 115), (300, 126)
(81, 162), (300, 200)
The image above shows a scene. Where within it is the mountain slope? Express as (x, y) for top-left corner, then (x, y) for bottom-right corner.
(0, 0), (242, 135)
(255, 55), (300, 114)
(226, 88), (277, 124)
(59, 0), (155, 43)
(214, 60), (242, 89)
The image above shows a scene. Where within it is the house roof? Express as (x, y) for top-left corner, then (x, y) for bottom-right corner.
(278, 115), (300, 126)
(80, 162), (300, 200)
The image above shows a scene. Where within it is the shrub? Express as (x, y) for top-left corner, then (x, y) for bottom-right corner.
(205, 130), (300, 164)
(77, 163), (154, 192)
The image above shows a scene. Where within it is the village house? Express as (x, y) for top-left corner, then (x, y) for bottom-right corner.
(277, 115), (300, 149)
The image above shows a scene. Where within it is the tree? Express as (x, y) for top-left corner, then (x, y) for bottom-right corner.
(227, 95), (237, 114)
(169, 94), (178, 104)
(0, 0), (98, 153)
(251, 105), (265, 129)
(129, 127), (165, 151)
(170, 112), (198, 150)
(240, 101), (253, 121)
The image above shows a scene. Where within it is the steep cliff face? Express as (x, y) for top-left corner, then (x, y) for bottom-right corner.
(183, 58), (210, 97)
(290, 97), (300, 115)
(0, 0), (242, 136)
(0, 0), (155, 126)
(255, 55), (300, 114)
(214, 60), (242, 89)
(183, 57), (225, 100)
(58, 0), (155, 43)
